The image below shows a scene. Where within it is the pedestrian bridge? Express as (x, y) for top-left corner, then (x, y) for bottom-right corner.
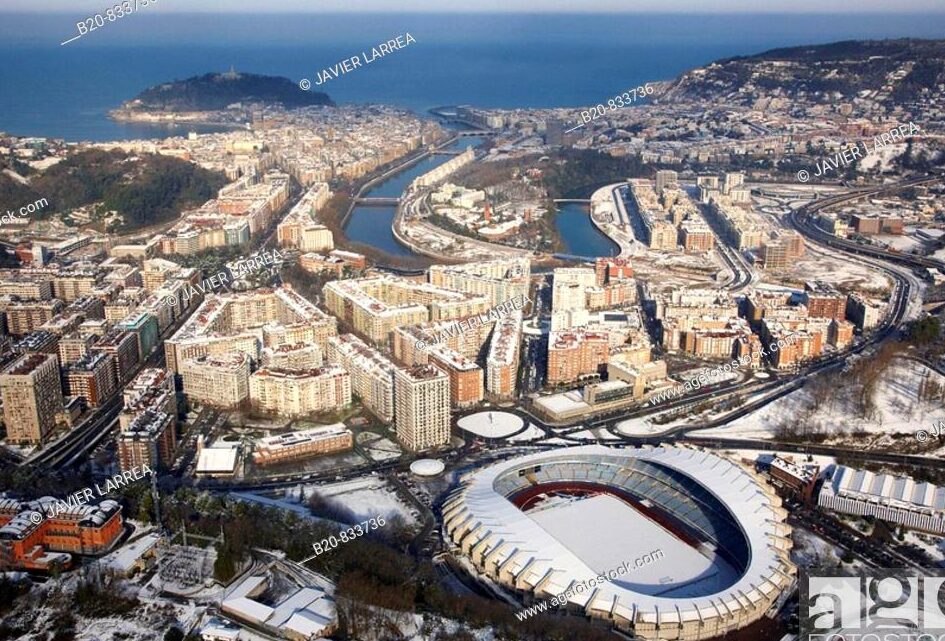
(355, 197), (401, 206)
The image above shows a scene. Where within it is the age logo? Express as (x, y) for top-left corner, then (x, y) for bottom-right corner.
(801, 570), (945, 640)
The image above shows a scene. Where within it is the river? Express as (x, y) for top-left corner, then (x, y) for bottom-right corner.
(555, 203), (620, 258)
(345, 136), (618, 260)
(343, 135), (486, 257)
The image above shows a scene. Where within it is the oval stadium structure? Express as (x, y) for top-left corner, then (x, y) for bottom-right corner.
(442, 445), (795, 640)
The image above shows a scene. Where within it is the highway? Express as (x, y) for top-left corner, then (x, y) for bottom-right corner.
(22, 175), (942, 490)
(209, 176), (945, 499)
(444, 176), (939, 460)
(788, 175), (944, 271)
(24, 394), (123, 469)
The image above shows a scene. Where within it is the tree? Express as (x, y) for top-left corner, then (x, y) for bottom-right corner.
(163, 628), (185, 641)
(908, 316), (941, 346)
(213, 545), (237, 583)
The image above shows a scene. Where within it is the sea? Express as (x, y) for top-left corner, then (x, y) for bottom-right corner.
(2, 12), (945, 142)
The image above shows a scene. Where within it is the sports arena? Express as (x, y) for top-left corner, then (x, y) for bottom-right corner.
(442, 445), (795, 640)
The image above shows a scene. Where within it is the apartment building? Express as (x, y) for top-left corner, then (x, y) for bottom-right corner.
(828, 319), (855, 348)
(1, 299), (65, 336)
(252, 424), (353, 466)
(58, 333), (96, 366)
(654, 169), (678, 193)
(63, 353), (118, 407)
(486, 311), (522, 399)
(165, 287), (336, 372)
(428, 346), (484, 408)
(547, 330), (610, 385)
(552, 268), (596, 312)
(277, 182), (332, 249)
(705, 196), (764, 250)
(395, 365), (450, 452)
(803, 281), (847, 321)
(324, 276), (489, 345)
(678, 221), (716, 252)
(846, 293), (883, 330)
(428, 258), (531, 307)
(249, 366), (351, 417)
(117, 409), (177, 474)
(0, 353), (64, 445)
(120, 367), (178, 432)
(261, 342), (323, 371)
(180, 353), (251, 409)
(300, 252), (346, 277)
(327, 334), (398, 423)
(594, 257), (634, 286)
(759, 231), (805, 271)
(91, 330), (140, 386)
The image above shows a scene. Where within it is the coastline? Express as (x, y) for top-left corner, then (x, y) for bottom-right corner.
(109, 108), (247, 127)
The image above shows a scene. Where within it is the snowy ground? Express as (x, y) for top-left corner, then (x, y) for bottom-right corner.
(717, 448), (837, 471)
(615, 386), (770, 436)
(357, 431), (403, 462)
(342, 605), (501, 641)
(791, 527), (866, 574)
(507, 423), (546, 442)
(289, 477), (419, 526)
(874, 233), (923, 253)
(570, 427), (623, 441)
(694, 357), (945, 443)
(5, 571), (199, 641)
(779, 247), (892, 291)
(904, 530), (945, 566)
(616, 414), (681, 437)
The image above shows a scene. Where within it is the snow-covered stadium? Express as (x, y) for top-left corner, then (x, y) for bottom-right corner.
(442, 445), (795, 640)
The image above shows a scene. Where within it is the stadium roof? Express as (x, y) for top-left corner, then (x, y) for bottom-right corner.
(443, 445), (794, 628)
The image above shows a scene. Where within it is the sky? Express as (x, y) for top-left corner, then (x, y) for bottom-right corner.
(3, 0), (945, 12)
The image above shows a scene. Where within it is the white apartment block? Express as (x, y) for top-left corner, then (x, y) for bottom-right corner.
(486, 311), (522, 398)
(395, 365), (451, 452)
(180, 353), (251, 409)
(327, 334), (398, 423)
(428, 258), (531, 308)
(249, 365), (351, 418)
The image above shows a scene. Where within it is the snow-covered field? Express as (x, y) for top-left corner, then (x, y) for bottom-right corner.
(782, 249), (892, 291)
(358, 431), (403, 462)
(904, 530), (945, 566)
(616, 415), (679, 437)
(695, 357), (945, 442)
(292, 477), (419, 526)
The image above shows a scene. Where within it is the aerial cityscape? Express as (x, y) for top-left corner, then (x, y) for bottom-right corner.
(3, 2), (945, 640)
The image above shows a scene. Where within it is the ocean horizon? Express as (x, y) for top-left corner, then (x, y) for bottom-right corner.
(3, 12), (945, 141)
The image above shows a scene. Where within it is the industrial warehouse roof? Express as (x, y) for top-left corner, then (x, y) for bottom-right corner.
(824, 464), (945, 511)
(442, 445), (795, 631)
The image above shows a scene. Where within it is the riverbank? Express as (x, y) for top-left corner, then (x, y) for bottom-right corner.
(344, 131), (531, 264)
(589, 183), (641, 258)
(392, 188), (531, 263)
(341, 134), (457, 228)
